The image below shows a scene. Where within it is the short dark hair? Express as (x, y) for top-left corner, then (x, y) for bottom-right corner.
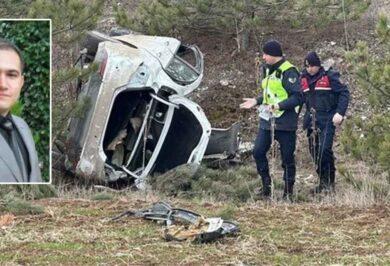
(0, 38), (25, 72)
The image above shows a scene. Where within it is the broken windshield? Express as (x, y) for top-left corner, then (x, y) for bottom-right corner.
(165, 56), (199, 85)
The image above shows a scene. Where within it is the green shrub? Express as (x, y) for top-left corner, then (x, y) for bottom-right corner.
(3, 197), (45, 215)
(91, 193), (114, 201)
(150, 164), (259, 203)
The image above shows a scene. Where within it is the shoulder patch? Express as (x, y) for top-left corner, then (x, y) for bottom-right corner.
(288, 77), (297, 83)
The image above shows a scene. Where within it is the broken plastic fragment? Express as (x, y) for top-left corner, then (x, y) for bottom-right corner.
(111, 202), (239, 242)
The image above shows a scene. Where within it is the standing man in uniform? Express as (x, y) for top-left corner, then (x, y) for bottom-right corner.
(0, 38), (42, 183)
(240, 40), (302, 200)
(300, 51), (349, 193)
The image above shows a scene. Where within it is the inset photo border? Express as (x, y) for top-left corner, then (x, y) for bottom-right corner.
(0, 19), (51, 184)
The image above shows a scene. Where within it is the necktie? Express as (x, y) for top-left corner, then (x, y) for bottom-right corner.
(0, 116), (27, 182)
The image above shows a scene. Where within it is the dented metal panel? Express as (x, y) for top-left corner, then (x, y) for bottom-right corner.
(169, 95), (211, 164)
(76, 42), (143, 178)
(113, 34), (181, 68)
(114, 34), (204, 96)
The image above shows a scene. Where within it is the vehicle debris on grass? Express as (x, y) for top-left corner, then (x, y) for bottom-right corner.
(112, 201), (239, 243)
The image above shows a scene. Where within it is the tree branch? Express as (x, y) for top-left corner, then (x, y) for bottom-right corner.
(53, 13), (96, 35)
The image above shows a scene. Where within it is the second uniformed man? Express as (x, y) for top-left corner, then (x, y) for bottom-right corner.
(300, 51), (349, 193)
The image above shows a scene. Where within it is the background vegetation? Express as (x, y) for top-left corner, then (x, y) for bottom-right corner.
(0, 1), (389, 264)
(342, 14), (390, 181)
(115, 0), (370, 51)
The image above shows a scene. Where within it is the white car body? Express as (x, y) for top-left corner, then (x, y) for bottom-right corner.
(65, 31), (238, 186)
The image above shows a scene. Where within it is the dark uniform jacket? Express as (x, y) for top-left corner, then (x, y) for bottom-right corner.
(300, 67), (350, 129)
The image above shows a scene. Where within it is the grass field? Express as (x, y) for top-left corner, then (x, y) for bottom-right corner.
(0, 188), (389, 265)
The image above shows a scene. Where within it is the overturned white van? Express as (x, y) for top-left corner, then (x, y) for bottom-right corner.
(64, 31), (240, 188)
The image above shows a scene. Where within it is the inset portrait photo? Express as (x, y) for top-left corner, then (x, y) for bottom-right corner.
(0, 19), (51, 183)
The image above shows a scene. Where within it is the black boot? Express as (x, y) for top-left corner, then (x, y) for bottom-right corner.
(261, 175), (272, 199)
(312, 166), (334, 194)
(329, 168), (336, 192)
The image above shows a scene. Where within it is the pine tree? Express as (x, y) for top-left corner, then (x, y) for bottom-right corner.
(0, 0), (31, 17)
(115, 0), (369, 52)
(28, 0), (104, 43)
(342, 14), (390, 180)
(27, 0), (105, 141)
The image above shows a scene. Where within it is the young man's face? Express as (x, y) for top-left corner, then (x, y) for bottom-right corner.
(306, 64), (320, 76)
(0, 49), (24, 116)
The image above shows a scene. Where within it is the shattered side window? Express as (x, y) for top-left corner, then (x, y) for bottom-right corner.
(165, 56), (199, 85)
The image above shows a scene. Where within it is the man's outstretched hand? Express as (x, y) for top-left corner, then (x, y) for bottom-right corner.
(240, 98), (257, 109)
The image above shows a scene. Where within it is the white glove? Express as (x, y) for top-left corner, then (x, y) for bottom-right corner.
(240, 98), (257, 109)
(332, 113), (344, 126)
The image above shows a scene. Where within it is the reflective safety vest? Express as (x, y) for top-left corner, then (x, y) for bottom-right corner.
(261, 60), (297, 118)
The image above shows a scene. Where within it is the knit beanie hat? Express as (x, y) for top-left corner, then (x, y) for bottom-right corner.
(262, 40), (283, 57)
(305, 51), (321, 67)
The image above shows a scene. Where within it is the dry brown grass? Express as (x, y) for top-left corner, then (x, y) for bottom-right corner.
(0, 191), (388, 265)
